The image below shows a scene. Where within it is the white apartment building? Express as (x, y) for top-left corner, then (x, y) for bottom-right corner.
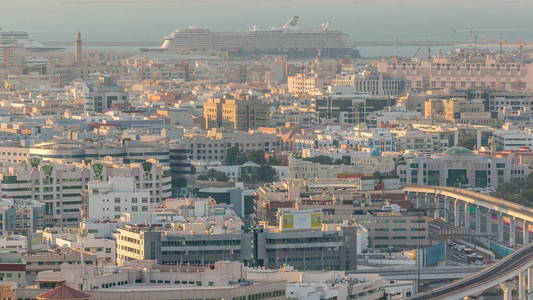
(392, 128), (450, 153)
(494, 128), (533, 150)
(0, 158), (171, 227)
(54, 234), (116, 265)
(87, 176), (151, 220)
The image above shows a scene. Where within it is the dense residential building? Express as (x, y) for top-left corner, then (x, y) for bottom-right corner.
(4, 10), (533, 300)
(0, 158), (171, 227)
(0, 198), (44, 235)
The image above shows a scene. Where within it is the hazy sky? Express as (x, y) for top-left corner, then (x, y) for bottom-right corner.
(2, 0), (532, 42)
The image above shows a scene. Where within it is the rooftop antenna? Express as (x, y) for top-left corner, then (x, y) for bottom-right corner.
(394, 37), (398, 58)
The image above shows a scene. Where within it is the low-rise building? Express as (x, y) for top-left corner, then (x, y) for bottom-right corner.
(20, 261), (286, 300)
(355, 211), (429, 249)
(246, 266), (387, 300)
(0, 253), (26, 287)
(114, 217), (245, 266)
(23, 248), (97, 272)
(397, 146), (529, 189)
(493, 128), (533, 151)
(288, 155), (395, 180)
(256, 210), (358, 271)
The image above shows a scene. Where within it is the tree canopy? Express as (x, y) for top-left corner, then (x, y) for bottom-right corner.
(197, 168), (229, 182)
(492, 172), (533, 207)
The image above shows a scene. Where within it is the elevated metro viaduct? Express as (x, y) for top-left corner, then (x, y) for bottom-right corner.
(405, 186), (533, 300)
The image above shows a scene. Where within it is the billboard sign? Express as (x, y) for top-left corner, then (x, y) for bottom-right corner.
(279, 210), (323, 231)
(423, 242), (445, 266)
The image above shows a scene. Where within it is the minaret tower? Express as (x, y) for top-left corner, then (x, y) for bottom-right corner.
(75, 32), (82, 64)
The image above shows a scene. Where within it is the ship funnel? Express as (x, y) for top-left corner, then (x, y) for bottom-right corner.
(322, 21), (331, 31)
(283, 16), (300, 28)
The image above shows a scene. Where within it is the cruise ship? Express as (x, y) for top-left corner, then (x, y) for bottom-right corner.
(158, 16), (359, 58)
(0, 29), (63, 52)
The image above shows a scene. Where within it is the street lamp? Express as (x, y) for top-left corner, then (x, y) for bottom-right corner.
(406, 207), (451, 294)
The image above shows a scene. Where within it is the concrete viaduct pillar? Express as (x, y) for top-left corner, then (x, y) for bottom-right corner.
(520, 271), (527, 300)
(523, 220), (529, 245)
(475, 206), (481, 233)
(500, 281), (515, 300)
(454, 199), (460, 227)
(498, 214), (504, 243)
(464, 203), (470, 229)
(433, 195), (439, 219)
(486, 210), (493, 237)
(510, 217), (516, 247)
(528, 266), (533, 300)
(414, 192), (420, 209)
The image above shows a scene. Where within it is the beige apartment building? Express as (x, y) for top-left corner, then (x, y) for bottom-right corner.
(355, 212), (429, 249)
(444, 98), (497, 126)
(204, 97), (270, 130)
(181, 129), (281, 162)
(287, 73), (329, 95)
(376, 56), (533, 91)
(424, 98), (497, 126)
